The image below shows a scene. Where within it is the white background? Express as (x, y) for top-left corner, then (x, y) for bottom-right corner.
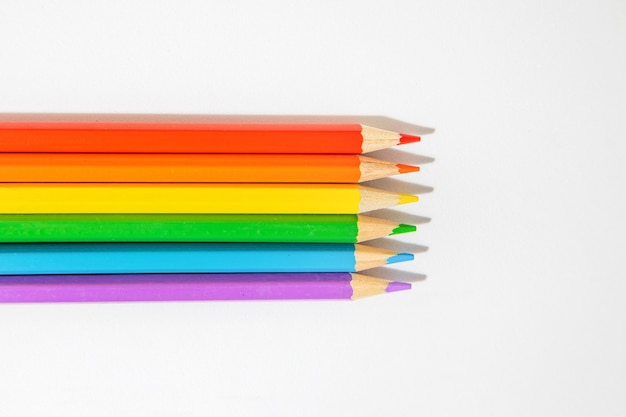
(1, 1), (625, 416)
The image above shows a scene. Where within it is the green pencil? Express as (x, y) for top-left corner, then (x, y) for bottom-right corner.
(0, 214), (415, 243)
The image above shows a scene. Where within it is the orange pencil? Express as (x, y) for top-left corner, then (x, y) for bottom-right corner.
(0, 121), (420, 154)
(0, 153), (419, 183)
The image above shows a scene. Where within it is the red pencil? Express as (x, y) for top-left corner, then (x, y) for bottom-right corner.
(0, 119), (420, 154)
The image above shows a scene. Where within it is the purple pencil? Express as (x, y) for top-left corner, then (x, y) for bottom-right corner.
(0, 273), (411, 303)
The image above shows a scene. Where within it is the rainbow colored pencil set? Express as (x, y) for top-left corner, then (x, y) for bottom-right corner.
(0, 115), (428, 302)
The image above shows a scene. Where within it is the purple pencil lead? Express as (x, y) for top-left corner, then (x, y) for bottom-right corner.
(385, 281), (412, 293)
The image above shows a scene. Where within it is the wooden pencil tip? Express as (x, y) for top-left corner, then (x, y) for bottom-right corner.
(398, 194), (419, 205)
(349, 273), (412, 299)
(399, 133), (421, 144)
(397, 163), (420, 174)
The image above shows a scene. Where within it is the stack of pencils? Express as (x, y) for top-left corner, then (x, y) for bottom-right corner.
(0, 116), (426, 302)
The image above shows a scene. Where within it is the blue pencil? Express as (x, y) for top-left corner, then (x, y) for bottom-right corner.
(0, 243), (413, 275)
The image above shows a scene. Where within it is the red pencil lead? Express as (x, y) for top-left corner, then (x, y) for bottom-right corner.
(399, 133), (421, 144)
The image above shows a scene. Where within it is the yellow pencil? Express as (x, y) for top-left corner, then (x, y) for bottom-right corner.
(0, 183), (418, 214)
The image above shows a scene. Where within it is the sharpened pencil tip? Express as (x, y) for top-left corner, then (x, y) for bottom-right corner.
(397, 163), (420, 174)
(386, 281), (412, 293)
(398, 194), (419, 205)
(386, 253), (414, 264)
(391, 224), (417, 235)
(399, 133), (421, 144)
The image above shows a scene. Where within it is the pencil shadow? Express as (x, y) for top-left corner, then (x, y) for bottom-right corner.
(364, 177), (434, 195)
(366, 209), (431, 226)
(367, 148), (435, 165)
(0, 114), (435, 136)
(362, 267), (427, 283)
(365, 238), (429, 255)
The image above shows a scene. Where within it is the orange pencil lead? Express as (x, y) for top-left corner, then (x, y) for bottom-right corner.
(397, 163), (420, 174)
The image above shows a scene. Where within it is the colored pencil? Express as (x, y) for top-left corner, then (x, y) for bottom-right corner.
(0, 121), (420, 154)
(0, 183), (418, 214)
(0, 214), (416, 243)
(0, 153), (418, 183)
(0, 243), (413, 275)
(0, 273), (411, 302)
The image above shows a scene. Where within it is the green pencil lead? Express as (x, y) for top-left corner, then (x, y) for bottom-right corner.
(391, 224), (417, 235)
